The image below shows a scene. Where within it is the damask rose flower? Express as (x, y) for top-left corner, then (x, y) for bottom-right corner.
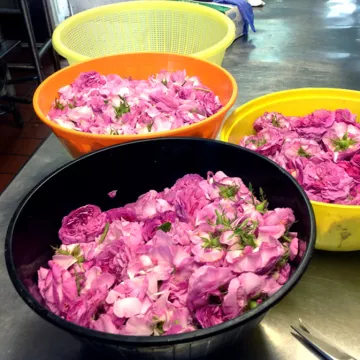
(73, 71), (106, 92)
(240, 128), (284, 156)
(281, 138), (322, 160)
(337, 161), (360, 183)
(142, 211), (177, 241)
(105, 207), (137, 222)
(253, 112), (291, 132)
(37, 261), (78, 315)
(223, 273), (264, 319)
(335, 109), (357, 124)
(239, 108), (360, 204)
(39, 171), (303, 336)
(302, 160), (353, 202)
(59, 205), (108, 245)
(323, 122), (360, 161)
(48, 70), (222, 135)
(290, 109), (335, 141)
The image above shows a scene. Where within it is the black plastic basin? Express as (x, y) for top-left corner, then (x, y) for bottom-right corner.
(5, 138), (316, 360)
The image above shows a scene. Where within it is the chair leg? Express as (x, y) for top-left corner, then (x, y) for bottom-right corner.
(2, 101), (25, 129)
(12, 108), (24, 128)
(18, 0), (44, 83)
(42, 0), (61, 71)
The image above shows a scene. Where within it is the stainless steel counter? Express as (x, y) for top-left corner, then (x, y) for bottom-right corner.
(1, 0), (360, 359)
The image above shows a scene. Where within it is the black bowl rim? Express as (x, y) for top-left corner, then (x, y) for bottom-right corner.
(5, 137), (316, 346)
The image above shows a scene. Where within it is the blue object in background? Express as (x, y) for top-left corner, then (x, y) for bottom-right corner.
(214, 0), (256, 35)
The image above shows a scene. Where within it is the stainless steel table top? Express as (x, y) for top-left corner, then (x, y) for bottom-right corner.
(1, 0), (360, 359)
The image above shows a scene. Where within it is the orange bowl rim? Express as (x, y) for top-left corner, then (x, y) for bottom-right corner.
(33, 52), (238, 141)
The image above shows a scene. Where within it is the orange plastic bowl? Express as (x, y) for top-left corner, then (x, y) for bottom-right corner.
(33, 53), (238, 158)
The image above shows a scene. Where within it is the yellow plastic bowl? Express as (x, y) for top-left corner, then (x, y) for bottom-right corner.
(220, 88), (360, 251)
(52, 1), (235, 66)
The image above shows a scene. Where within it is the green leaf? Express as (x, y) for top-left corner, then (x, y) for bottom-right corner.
(246, 137), (267, 147)
(248, 183), (256, 206)
(51, 245), (71, 255)
(161, 79), (167, 86)
(67, 97), (77, 109)
(152, 317), (165, 335)
(281, 234), (292, 242)
(98, 222), (110, 244)
(74, 267), (83, 296)
(271, 114), (280, 127)
(232, 220), (258, 248)
(214, 209), (232, 229)
(158, 222), (172, 232)
(193, 87), (211, 93)
(54, 98), (65, 110)
(256, 200), (268, 214)
(113, 96), (130, 119)
(147, 123), (153, 132)
(259, 187), (266, 202)
(331, 131), (357, 152)
(219, 185), (239, 200)
(104, 99), (109, 104)
(297, 147), (311, 158)
(248, 183), (253, 193)
(71, 244), (81, 257)
(110, 128), (119, 135)
(201, 234), (221, 249)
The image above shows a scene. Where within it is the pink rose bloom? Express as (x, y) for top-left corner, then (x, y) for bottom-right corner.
(335, 109), (357, 125)
(191, 242), (225, 264)
(170, 182), (210, 223)
(351, 153), (360, 167)
(302, 160), (353, 202)
(262, 208), (295, 229)
(290, 109), (335, 141)
(95, 239), (131, 279)
(91, 314), (120, 334)
(223, 273), (264, 319)
(199, 171), (252, 203)
(276, 263), (291, 285)
(58, 205), (108, 245)
(105, 207), (137, 222)
(170, 174), (204, 191)
(240, 128), (284, 156)
(229, 242), (284, 274)
(342, 185), (360, 205)
(73, 71), (106, 92)
(37, 261), (78, 315)
(142, 211), (177, 241)
(289, 237), (299, 261)
(187, 266), (234, 313)
(253, 112), (291, 132)
(195, 305), (224, 328)
(65, 286), (108, 327)
(281, 138), (323, 160)
(337, 161), (360, 183)
(323, 122), (360, 162)
(261, 276), (282, 296)
(126, 190), (174, 221)
(38, 170), (302, 335)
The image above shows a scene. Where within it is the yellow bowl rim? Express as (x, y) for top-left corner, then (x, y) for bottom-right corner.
(52, 1), (236, 63)
(220, 87), (360, 211)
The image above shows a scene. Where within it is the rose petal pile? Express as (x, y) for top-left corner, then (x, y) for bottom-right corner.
(240, 109), (360, 205)
(37, 172), (302, 336)
(47, 70), (222, 135)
